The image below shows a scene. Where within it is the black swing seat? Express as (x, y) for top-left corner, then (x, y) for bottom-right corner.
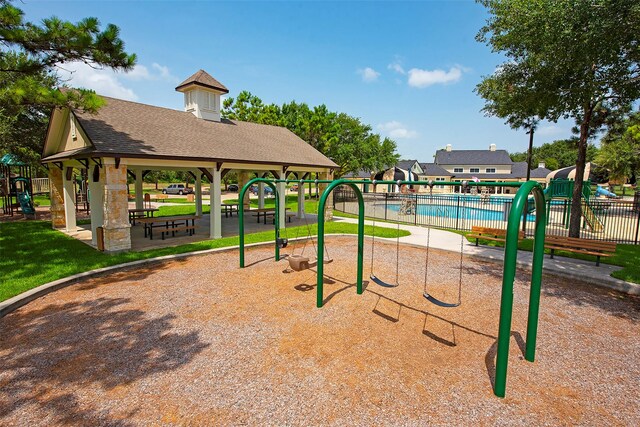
(370, 274), (399, 288)
(423, 292), (460, 308)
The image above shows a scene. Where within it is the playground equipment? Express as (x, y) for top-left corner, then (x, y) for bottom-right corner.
(1, 153), (34, 217)
(544, 178), (604, 232)
(369, 190), (400, 288)
(284, 180), (333, 272)
(595, 185), (617, 198)
(422, 180), (467, 308)
(238, 177), (547, 398)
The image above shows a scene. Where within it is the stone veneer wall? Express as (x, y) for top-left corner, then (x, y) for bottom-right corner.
(48, 167), (65, 228)
(102, 162), (131, 252)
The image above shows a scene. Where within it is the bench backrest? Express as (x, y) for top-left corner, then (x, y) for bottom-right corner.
(471, 225), (524, 239)
(545, 235), (617, 252)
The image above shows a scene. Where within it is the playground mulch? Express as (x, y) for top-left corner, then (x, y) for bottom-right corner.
(1, 236), (638, 426)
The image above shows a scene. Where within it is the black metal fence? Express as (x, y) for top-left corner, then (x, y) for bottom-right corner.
(333, 188), (640, 244)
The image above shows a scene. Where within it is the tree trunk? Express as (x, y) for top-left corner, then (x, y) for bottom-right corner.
(568, 105), (593, 237)
(526, 127), (535, 181)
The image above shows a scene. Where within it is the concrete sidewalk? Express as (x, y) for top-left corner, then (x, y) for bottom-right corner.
(334, 216), (640, 295)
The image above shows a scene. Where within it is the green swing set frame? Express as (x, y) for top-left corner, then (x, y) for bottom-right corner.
(238, 177), (547, 399)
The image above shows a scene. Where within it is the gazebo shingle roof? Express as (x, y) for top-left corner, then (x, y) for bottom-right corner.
(44, 96), (337, 169)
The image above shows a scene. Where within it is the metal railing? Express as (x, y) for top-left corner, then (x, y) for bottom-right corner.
(334, 188), (640, 244)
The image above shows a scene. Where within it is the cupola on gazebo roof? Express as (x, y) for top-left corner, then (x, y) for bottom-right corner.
(175, 69), (229, 94)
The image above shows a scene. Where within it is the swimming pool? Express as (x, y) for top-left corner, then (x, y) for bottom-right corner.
(386, 202), (536, 222)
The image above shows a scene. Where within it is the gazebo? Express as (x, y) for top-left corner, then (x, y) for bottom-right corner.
(41, 70), (338, 252)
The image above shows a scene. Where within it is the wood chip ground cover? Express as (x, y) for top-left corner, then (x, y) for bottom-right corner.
(1, 237), (638, 426)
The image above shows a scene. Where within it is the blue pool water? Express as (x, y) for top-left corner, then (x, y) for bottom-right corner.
(386, 202), (536, 221)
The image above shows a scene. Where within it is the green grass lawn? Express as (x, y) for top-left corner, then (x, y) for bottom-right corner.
(0, 220), (408, 303)
(466, 234), (640, 284)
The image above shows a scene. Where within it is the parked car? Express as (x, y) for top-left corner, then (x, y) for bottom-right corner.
(162, 184), (193, 195)
(250, 184), (274, 196)
(227, 184), (239, 192)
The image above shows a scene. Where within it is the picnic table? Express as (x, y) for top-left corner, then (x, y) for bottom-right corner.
(137, 215), (199, 240)
(128, 208), (159, 225)
(250, 207), (291, 224)
(222, 203), (239, 218)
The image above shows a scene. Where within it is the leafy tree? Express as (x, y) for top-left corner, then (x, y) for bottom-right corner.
(476, 0), (640, 237)
(510, 138), (599, 172)
(223, 91), (399, 177)
(596, 111), (640, 183)
(0, 0), (136, 170)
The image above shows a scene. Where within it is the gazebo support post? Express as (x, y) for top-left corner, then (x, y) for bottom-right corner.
(210, 167), (222, 239)
(195, 171), (202, 216)
(62, 165), (77, 232)
(88, 167), (104, 246)
(258, 182), (265, 209)
(276, 167), (286, 229)
(49, 166), (66, 229)
(134, 167), (143, 210)
(297, 181), (305, 219)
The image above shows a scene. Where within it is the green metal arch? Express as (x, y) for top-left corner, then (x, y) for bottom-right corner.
(316, 179), (365, 308)
(238, 177), (282, 267)
(494, 180), (546, 397)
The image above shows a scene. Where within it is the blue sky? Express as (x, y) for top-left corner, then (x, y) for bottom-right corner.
(24, 0), (574, 162)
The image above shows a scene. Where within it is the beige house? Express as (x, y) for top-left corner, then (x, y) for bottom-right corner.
(433, 144), (550, 193)
(42, 70), (338, 252)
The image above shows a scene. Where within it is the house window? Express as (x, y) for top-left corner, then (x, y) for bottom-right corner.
(485, 168), (496, 173)
(453, 168), (463, 173)
(435, 177), (445, 189)
(470, 168), (480, 173)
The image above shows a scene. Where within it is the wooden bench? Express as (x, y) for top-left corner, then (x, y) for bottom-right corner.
(544, 235), (616, 267)
(152, 194), (168, 203)
(467, 226), (525, 246)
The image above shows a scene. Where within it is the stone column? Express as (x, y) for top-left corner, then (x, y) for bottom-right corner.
(238, 170), (251, 209)
(134, 167), (143, 210)
(102, 159), (131, 252)
(210, 167), (222, 239)
(319, 171), (334, 221)
(88, 166), (105, 246)
(297, 180), (305, 219)
(49, 167), (66, 229)
(195, 171), (203, 217)
(62, 166), (77, 232)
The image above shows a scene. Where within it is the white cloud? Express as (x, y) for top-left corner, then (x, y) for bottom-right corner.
(388, 60), (405, 75)
(121, 64), (151, 80)
(121, 63), (178, 82)
(58, 62), (139, 101)
(407, 66), (463, 88)
(377, 121), (418, 139)
(152, 63), (178, 82)
(56, 61), (179, 101)
(357, 67), (380, 83)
